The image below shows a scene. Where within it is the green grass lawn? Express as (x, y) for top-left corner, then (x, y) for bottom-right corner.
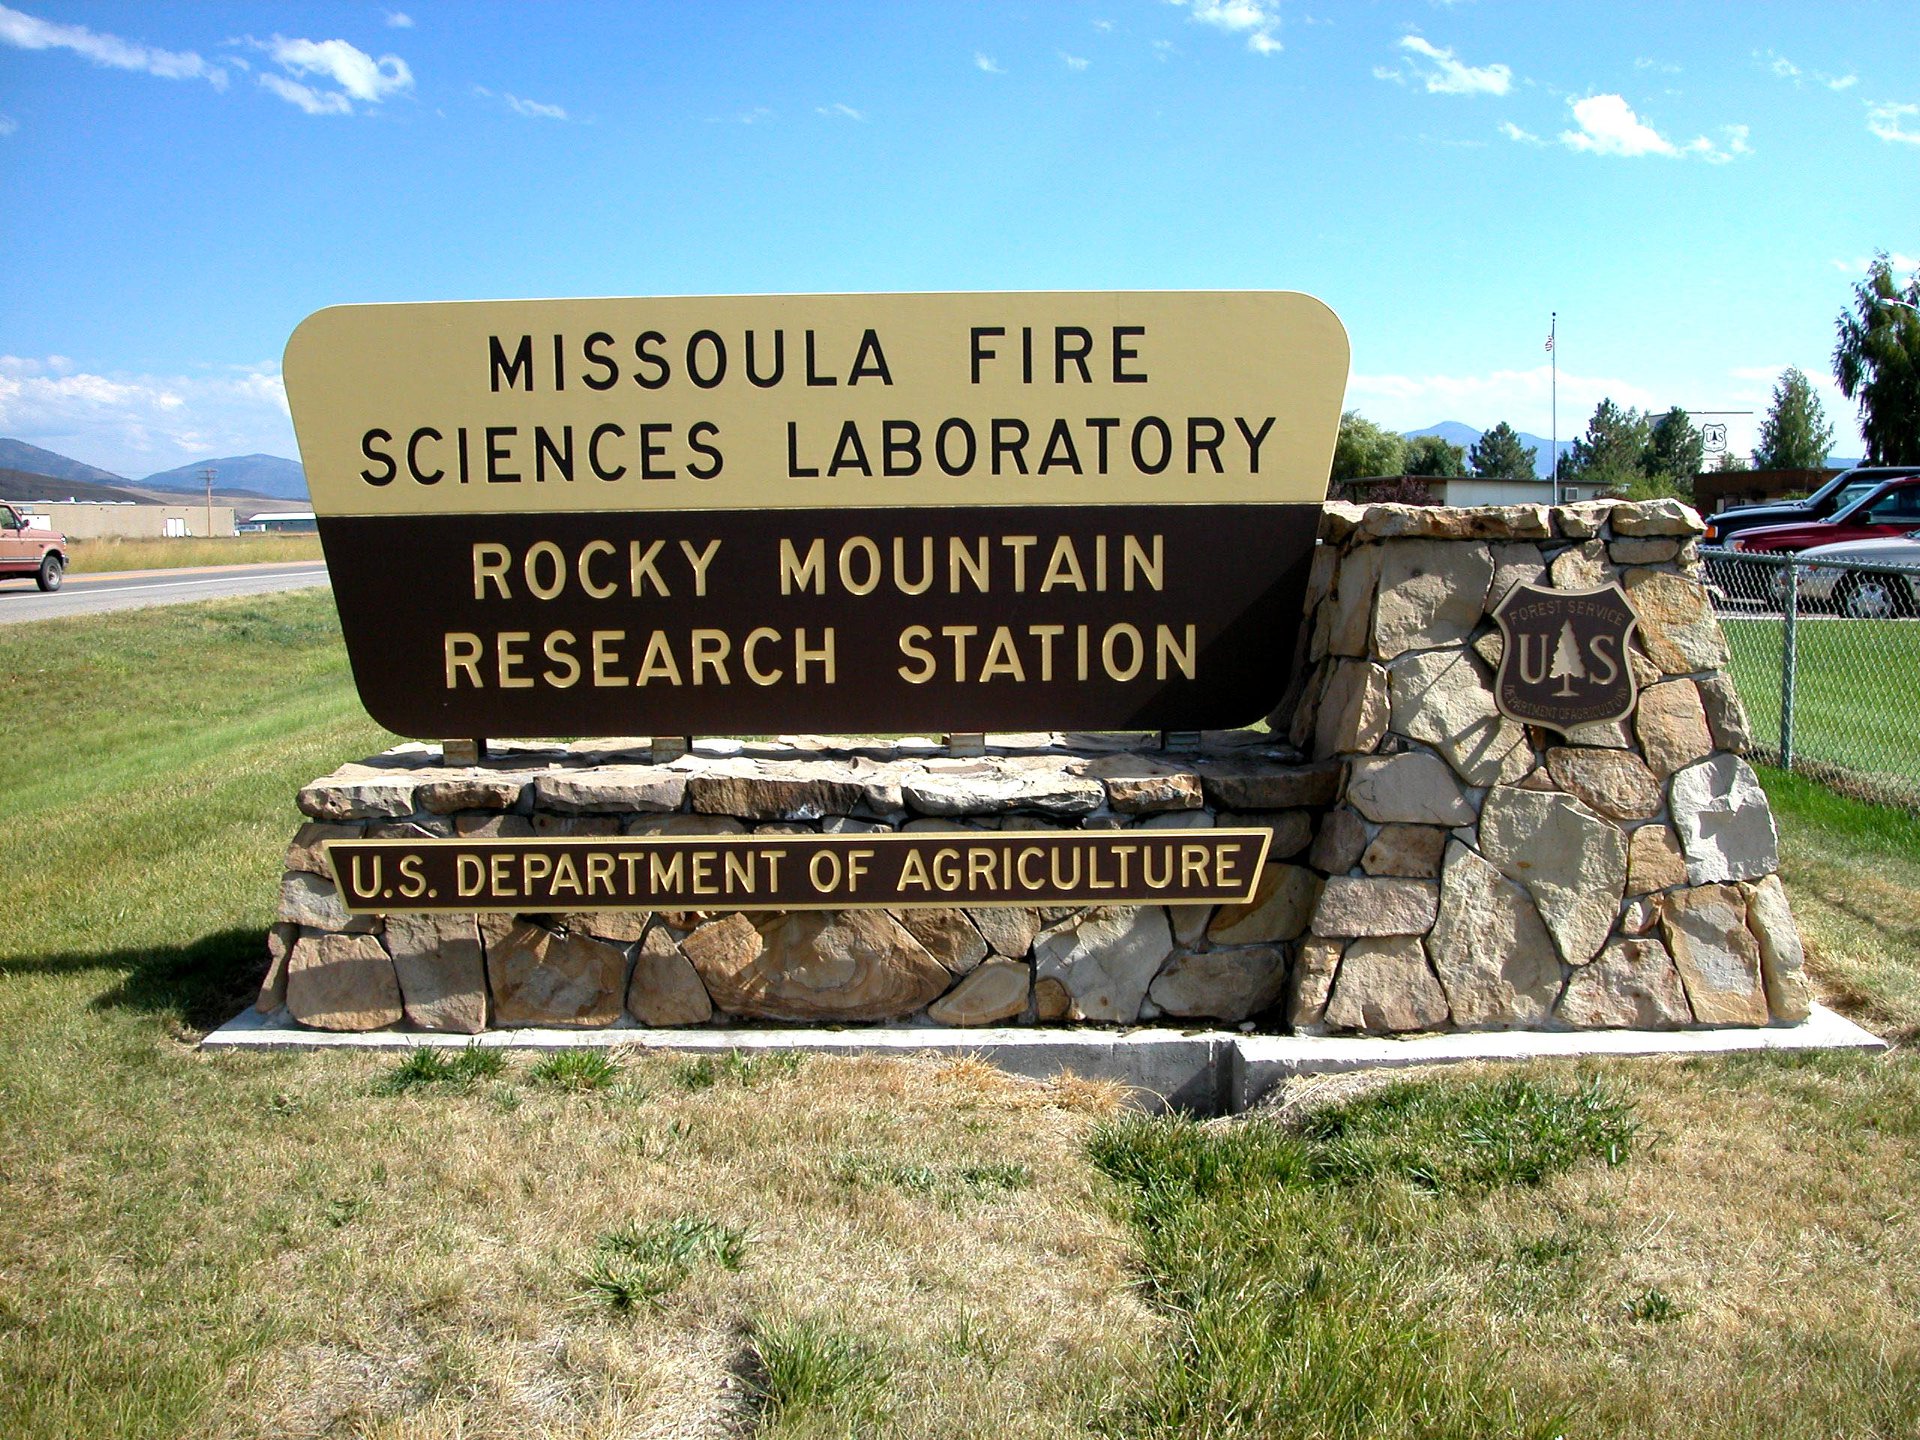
(1723, 615), (1920, 807)
(4, 592), (1920, 1438)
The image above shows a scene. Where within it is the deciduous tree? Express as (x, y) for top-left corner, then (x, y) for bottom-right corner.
(1834, 253), (1920, 464)
(1404, 435), (1467, 477)
(1329, 410), (1408, 482)
(1753, 367), (1835, 469)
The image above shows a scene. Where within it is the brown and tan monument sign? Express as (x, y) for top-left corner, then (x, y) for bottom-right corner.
(283, 291), (1348, 738)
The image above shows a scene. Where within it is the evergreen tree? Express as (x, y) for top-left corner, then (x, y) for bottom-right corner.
(1565, 399), (1652, 490)
(1468, 421), (1539, 480)
(1645, 407), (1704, 488)
(1712, 451), (1752, 472)
(1550, 620), (1586, 696)
(1404, 434), (1467, 477)
(1834, 253), (1920, 464)
(1753, 367), (1836, 469)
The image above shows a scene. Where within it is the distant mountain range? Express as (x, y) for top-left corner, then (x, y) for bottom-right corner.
(0, 438), (127, 485)
(139, 453), (308, 501)
(0, 466), (147, 505)
(0, 437), (309, 501)
(1404, 423), (1560, 479)
(1404, 422), (1860, 477)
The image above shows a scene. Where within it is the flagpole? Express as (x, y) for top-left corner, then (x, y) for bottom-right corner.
(1549, 312), (1558, 506)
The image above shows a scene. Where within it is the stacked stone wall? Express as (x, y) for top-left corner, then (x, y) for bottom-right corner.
(260, 498), (1813, 1038)
(1279, 497), (1810, 1034)
(260, 734), (1342, 1032)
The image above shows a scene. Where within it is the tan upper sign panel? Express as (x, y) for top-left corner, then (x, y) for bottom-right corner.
(284, 291), (1349, 516)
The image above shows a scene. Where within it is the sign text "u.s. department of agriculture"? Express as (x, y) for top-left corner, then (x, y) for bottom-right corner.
(323, 831), (1272, 914)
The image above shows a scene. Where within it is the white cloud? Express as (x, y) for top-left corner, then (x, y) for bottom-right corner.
(1868, 101), (1920, 145)
(1560, 94), (1675, 155)
(1500, 120), (1543, 145)
(1061, 52), (1090, 71)
(1093, 18), (1113, 31)
(974, 52), (1003, 74)
(0, 112), (16, 136)
(0, 357), (296, 477)
(1557, 94), (1743, 160)
(1765, 52), (1863, 96)
(385, 10), (414, 27)
(1352, 360), (1867, 460)
(816, 101), (863, 121)
(1348, 364), (1661, 447)
(1832, 252), (1920, 275)
(503, 93), (565, 120)
(262, 35), (411, 103)
(1169, 0), (1281, 56)
(258, 72), (351, 115)
(1395, 35), (1511, 96)
(0, 4), (227, 89)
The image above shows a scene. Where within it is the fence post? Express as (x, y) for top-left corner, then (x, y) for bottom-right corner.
(1780, 558), (1799, 771)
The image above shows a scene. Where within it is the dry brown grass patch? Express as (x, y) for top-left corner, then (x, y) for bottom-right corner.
(167, 1048), (1153, 1439)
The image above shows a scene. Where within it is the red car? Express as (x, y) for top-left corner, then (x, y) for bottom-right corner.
(0, 502), (67, 590)
(1731, 476), (1920, 555)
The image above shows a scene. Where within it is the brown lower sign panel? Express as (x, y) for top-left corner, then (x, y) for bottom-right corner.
(316, 502), (1320, 737)
(323, 830), (1271, 914)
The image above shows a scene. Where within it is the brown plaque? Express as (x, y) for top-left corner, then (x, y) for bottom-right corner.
(1491, 582), (1640, 732)
(323, 830), (1270, 914)
(284, 291), (1348, 737)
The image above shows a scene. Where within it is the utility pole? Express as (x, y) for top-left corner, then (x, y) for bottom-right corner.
(201, 466), (216, 538)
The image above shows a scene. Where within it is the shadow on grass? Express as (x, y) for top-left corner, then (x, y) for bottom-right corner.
(3, 927), (265, 1034)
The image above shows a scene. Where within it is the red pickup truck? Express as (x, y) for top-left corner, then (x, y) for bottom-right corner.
(1729, 475), (1920, 555)
(0, 502), (68, 590)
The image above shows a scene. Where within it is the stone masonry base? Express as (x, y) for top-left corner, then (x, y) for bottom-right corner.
(258, 500), (1817, 1041)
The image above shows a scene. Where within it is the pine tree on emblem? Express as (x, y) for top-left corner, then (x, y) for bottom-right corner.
(1550, 620), (1587, 697)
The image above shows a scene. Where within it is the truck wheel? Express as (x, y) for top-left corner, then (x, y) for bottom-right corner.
(36, 553), (63, 592)
(1840, 574), (1909, 620)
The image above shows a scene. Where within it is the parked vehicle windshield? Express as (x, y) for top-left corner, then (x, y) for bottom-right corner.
(1829, 481), (1884, 511)
(1836, 483), (1920, 527)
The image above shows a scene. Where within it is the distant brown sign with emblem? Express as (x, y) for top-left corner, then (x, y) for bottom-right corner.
(1491, 582), (1639, 731)
(323, 831), (1270, 914)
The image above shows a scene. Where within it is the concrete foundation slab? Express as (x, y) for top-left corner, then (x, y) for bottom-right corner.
(1227, 1002), (1884, 1110)
(206, 1003), (1884, 1113)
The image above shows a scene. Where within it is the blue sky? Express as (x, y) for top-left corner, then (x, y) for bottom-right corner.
(1, 1), (1914, 478)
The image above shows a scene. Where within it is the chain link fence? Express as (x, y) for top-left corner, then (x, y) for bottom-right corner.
(1704, 545), (1920, 810)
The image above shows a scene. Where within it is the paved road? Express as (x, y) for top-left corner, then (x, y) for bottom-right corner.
(0, 562), (331, 625)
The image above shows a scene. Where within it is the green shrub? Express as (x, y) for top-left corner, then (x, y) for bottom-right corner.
(747, 1316), (890, 1429)
(528, 1049), (619, 1092)
(670, 1048), (804, 1091)
(578, 1215), (749, 1312)
(376, 1045), (505, 1095)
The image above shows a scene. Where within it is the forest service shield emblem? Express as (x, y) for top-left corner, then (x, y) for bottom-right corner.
(1491, 582), (1640, 732)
